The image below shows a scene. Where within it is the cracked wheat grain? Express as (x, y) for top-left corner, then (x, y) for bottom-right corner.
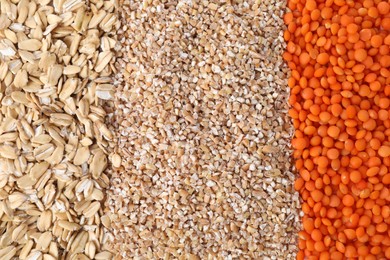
(107, 0), (301, 259)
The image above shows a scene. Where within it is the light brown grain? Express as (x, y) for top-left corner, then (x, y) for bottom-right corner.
(0, 0), (119, 258)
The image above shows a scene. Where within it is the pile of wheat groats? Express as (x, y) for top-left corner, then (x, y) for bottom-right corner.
(284, 0), (390, 258)
(106, 0), (301, 258)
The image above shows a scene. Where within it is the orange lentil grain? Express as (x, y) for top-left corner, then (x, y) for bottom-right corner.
(285, 0), (390, 257)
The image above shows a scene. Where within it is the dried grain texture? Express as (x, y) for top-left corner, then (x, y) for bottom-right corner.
(107, 0), (301, 259)
(0, 0), (119, 258)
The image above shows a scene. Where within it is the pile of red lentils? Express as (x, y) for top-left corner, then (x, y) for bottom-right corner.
(284, 0), (390, 258)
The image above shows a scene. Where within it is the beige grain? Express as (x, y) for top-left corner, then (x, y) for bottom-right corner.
(107, 0), (301, 259)
(0, 0), (118, 258)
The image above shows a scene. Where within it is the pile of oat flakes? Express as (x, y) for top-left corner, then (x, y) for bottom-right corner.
(0, 0), (117, 258)
(0, 0), (301, 259)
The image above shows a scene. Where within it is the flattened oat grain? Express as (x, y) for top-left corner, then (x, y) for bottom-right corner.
(0, 0), (119, 258)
